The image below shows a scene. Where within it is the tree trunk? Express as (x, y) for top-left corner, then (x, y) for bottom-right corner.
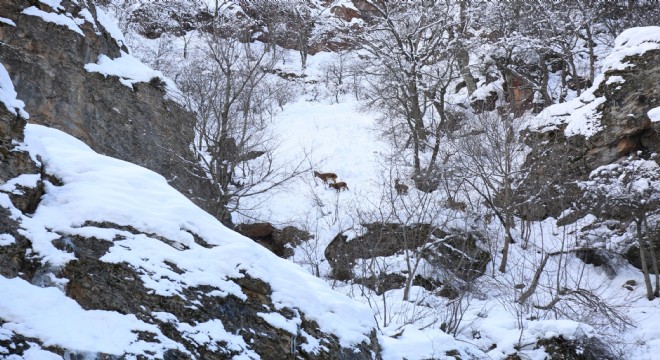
(644, 216), (660, 297)
(636, 219), (655, 300)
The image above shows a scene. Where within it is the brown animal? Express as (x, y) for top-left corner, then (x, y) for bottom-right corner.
(394, 179), (409, 195)
(446, 199), (467, 212)
(314, 170), (338, 184)
(328, 181), (349, 192)
(235, 222), (275, 239)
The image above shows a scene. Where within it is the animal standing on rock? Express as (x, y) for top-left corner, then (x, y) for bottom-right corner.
(394, 179), (409, 195)
(329, 181), (349, 192)
(314, 170), (338, 184)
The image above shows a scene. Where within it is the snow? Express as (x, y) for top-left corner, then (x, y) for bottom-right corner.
(83, 51), (184, 105)
(648, 106), (660, 122)
(0, 276), (183, 358)
(84, 51), (167, 89)
(78, 9), (97, 30)
(95, 7), (125, 45)
(0, 17), (16, 26)
(4, 3), (660, 356)
(0, 174), (40, 194)
(177, 319), (258, 357)
(0, 233), (15, 246)
(1, 123), (377, 354)
(380, 325), (478, 360)
(38, 0), (64, 11)
(257, 311), (301, 335)
(0, 64), (29, 119)
(21, 6), (84, 36)
(525, 26), (660, 138)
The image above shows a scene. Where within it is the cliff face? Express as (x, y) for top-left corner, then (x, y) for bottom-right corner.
(518, 28), (660, 220)
(0, 0), (215, 215)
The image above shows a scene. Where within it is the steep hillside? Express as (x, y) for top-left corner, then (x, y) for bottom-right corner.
(0, 0), (218, 218)
(0, 74), (380, 358)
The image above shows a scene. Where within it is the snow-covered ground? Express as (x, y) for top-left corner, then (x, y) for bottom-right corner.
(4, 2), (660, 358)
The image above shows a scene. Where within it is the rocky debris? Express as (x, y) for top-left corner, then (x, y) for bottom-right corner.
(0, 0), (217, 218)
(535, 335), (618, 360)
(325, 222), (491, 288)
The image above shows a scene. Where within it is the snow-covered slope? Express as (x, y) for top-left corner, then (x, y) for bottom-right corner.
(0, 122), (378, 358)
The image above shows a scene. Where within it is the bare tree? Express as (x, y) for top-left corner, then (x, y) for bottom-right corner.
(578, 154), (660, 300)
(177, 17), (308, 225)
(354, 0), (463, 190)
(453, 110), (528, 273)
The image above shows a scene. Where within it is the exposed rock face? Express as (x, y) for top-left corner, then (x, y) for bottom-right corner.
(325, 223), (491, 288)
(0, 101), (42, 282)
(0, 0), (216, 216)
(518, 47), (660, 220)
(535, 335), (617, 360)
(236, 222), (311, 258)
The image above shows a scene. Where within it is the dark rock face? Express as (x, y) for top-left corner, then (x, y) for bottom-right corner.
(0, 102), (42, 281)
(518, 48), (660, 220)
(536, 335), (618, 360)
(236, 223), (311, 258)
(325, 223), (491, 288)
(0, 0), (216, 216)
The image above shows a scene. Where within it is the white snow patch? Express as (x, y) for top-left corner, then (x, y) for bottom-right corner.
(0, 64), (29, 118)
(605, 75), (625, 85)
(0, 276), (183, 358)
(648, 107), (660, 122)
(84, 51), (166, 89)
(0, 233), (15, 246)
(96, 7), (125, 45)
(524, 26), (660, 138)
(14, 124), (376, 350)
(21, 6), (84, 36)
(0, 17), (16, 26)
(38, 0), (64, 10)
(257, 312), (301, 335)
(78, 8), (96, 29)
(177, 319), (258, 357)
(0, 174), (40, 194)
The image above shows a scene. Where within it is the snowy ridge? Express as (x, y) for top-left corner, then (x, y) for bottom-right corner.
(0, 124), (376, 357)
(525, 26), (660, 138)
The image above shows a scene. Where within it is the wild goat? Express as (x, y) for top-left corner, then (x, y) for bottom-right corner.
(446, 199), (467, 212)
(313, 170), (338, 184)
(394, 179), (409, 195)
(329, 181), (349, 192)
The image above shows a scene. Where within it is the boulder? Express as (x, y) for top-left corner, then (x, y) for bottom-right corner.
(325, 223), (490, 284)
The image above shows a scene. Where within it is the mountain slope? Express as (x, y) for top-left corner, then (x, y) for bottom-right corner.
(0, 53), (379, 360)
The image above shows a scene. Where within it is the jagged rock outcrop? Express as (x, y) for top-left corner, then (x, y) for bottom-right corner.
(325, 223), (491, 289)
(236, 222), (311, 258)
(518, 30), (660, 220)
(0, 0), (217, 217)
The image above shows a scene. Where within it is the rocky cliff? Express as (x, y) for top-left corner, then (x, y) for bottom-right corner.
(518, 27), (660, 220)
(0, 0), (216, 216)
